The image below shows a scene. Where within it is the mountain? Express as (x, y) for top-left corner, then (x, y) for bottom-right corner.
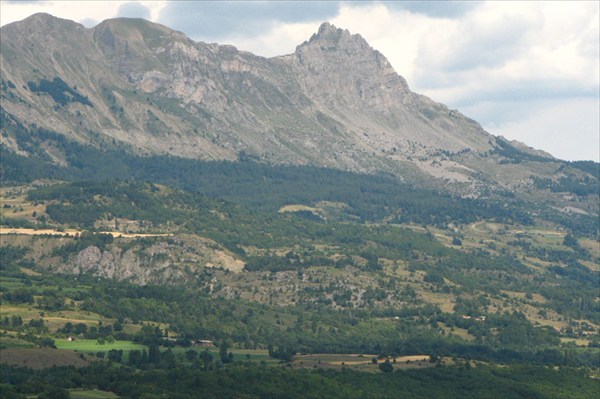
(2, 14), (597, 204)
(1, 14), (599, 397)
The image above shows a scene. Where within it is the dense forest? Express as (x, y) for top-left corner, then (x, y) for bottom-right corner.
(1, 362), (597, 399)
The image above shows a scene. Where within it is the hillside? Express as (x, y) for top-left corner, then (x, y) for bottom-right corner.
(1, 178), (599, 397)
(2, 180), (598, 336)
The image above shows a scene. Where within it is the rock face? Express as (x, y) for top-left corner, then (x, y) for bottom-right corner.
(67, 236), (244, 285)
(0, 13), (593, 198)
(0, 233), (244, 286)
(74, 245), (163, 284)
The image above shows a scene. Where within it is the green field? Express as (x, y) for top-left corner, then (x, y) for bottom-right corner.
(55, 339), (147, 353)
(69, 389), (119, 399)
(56, 340), (278, 365)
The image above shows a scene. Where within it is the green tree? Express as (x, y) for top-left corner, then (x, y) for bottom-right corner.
(185, 349), (198, 362)
(108, 349), (123, 363)
(148, 343), (160, 364)
(220, 341), (232, 364)
(379, 360), (394, 373)
(563, 234), (579, 248)
(201, 349), (213, 370)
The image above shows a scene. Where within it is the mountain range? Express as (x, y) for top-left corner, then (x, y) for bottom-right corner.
(1, 13), (597, 208)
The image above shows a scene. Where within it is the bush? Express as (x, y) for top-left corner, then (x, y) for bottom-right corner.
(379, 360), (394, 373)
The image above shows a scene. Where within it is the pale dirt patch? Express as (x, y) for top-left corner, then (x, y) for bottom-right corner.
(521, 306), (566, 331)
(205, 250), (245, 272)
(414, 159), (474, 183)
(560, 337), (591, 346)
(0, 307), (114, 331)
(19, 267), (41, 276)
(279, 204), (319, 213)
(522, 256), (554, 268)
(0, 227), (173, 238)
(393, 355), (429, 363)
(501, 290), (547, 304)
(43, 317), (102, 331)
(579, 260), (600, 271)
(420, 292), (456, 313)
(579, 238), (600, 258)
(330, 360), (372, 365)
(438, 323), (474, 341)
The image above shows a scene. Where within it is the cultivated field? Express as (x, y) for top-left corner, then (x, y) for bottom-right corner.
(0, 347), (90, 369)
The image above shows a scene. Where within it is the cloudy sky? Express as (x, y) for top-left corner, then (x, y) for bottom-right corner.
(2, 1), (598, 161)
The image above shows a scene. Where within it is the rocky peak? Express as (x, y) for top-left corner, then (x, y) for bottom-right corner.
(300, 22), (370, 55)
(293, 22), (401, 81)
(311, 22), (352, 44)
(290, 22), (411, 113)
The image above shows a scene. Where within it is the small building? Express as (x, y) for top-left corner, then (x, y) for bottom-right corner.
(192, 340), (215, 347)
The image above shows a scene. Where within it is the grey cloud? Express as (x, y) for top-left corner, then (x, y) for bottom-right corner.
(117, 2), (151, 20)
(472, 98), (600, 162)
(158, 1), (340, 40)
(449, 79), (597, 109)
(381, 0), (479, 18)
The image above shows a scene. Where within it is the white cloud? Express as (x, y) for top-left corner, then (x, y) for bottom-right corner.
(0, 1), (167, 27)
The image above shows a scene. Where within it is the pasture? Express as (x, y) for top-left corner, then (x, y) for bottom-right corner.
(55, 338), (147, 353)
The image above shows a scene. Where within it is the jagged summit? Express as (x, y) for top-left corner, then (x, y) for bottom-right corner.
(317, 22), (338, 35)
(301, 22), (370, 52)
(310, 22), (353, 43)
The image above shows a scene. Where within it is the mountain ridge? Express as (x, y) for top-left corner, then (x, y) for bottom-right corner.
(0, 14), (596, 207)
